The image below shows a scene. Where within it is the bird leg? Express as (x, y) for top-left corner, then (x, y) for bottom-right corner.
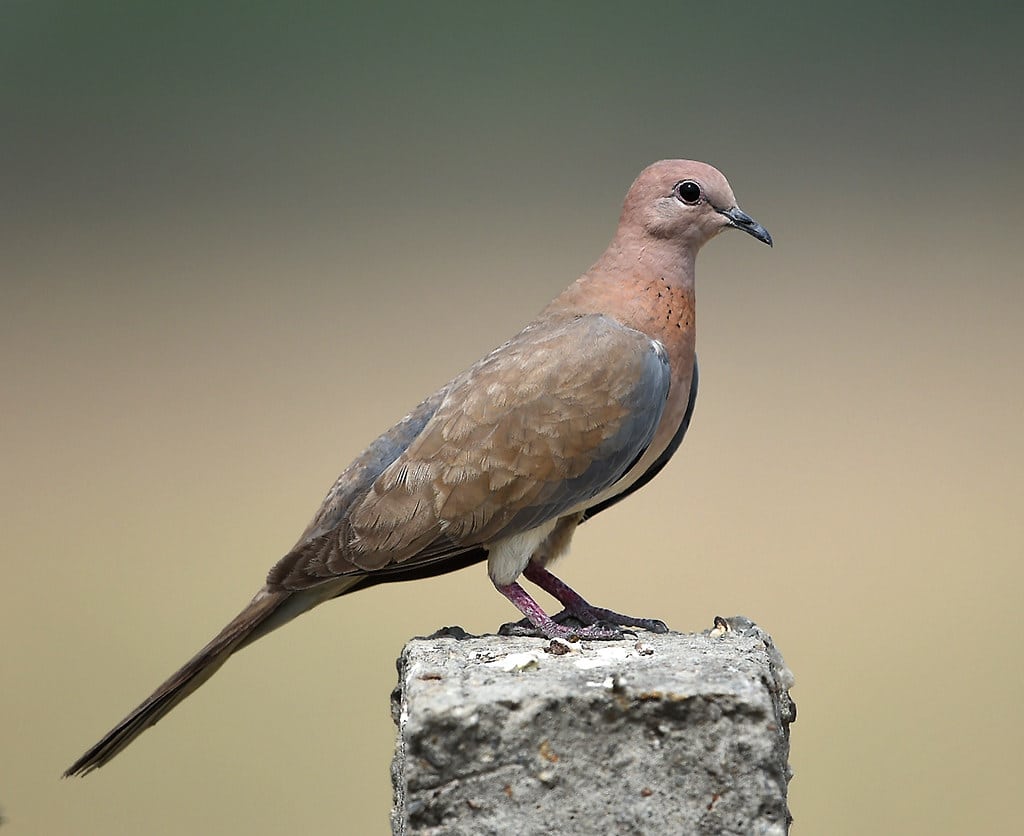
(495, 563), (669, 640)
(522, 562), (669, 634)
(494, 581), (624, 640)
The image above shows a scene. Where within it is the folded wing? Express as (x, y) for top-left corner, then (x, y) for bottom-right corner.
(269, 314), (671, 589)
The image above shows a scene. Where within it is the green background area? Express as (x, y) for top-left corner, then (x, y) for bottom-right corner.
(3, 3), (1022, 833)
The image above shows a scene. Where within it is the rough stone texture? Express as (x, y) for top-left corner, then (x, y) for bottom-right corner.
(391, 616), (795, 835)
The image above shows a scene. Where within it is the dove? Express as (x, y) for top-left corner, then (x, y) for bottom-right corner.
(65, 159), (771, 775)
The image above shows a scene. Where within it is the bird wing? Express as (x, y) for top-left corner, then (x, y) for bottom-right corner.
(269, 314), (671, 590)
(324, 357), (698, 595)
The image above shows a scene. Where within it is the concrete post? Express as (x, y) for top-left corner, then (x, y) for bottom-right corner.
(391, 616), (795, 835)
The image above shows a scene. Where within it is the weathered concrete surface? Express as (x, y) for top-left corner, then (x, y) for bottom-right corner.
(391, 616), (795, 835)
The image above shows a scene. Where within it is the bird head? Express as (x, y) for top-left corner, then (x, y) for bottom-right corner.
(622, 159), (772, 249)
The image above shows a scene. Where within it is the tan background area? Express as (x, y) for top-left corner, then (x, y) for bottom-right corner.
(3, 3), (1022, 834)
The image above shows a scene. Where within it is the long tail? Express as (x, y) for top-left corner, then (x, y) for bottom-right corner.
(65, 586), (298, 776)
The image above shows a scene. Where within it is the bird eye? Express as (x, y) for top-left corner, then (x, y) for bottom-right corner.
(674, 180), (702, 205)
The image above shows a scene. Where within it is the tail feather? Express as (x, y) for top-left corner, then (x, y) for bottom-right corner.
(64, 587), (291, 777)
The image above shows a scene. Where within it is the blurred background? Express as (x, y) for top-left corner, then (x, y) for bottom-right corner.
(3, 2), (1022, 833)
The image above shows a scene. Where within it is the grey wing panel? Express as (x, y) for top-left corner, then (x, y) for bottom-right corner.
(267, 388), (447, 587)
(501, 339), (672, 534)
(583, 357), (698, 521)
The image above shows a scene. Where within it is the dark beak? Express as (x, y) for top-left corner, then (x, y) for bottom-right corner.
(718, 206), (772, 247)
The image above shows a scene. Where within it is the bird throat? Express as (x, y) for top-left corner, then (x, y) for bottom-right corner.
(552, 245), (698, 373)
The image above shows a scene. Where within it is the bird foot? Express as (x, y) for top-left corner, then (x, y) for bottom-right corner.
(518, 563), (670, 635)
(498, 614), (629, 641)
(495, 582), (633, 640)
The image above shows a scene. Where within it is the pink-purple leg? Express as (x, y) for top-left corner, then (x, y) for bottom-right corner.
(522, 563), (669, 633)
(494, 581), (624, 640)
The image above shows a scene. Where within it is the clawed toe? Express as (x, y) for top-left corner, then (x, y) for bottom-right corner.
(644, 618), (669, 634)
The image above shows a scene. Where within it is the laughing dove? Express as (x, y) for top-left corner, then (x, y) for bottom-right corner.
(65, 159), (771, 775)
